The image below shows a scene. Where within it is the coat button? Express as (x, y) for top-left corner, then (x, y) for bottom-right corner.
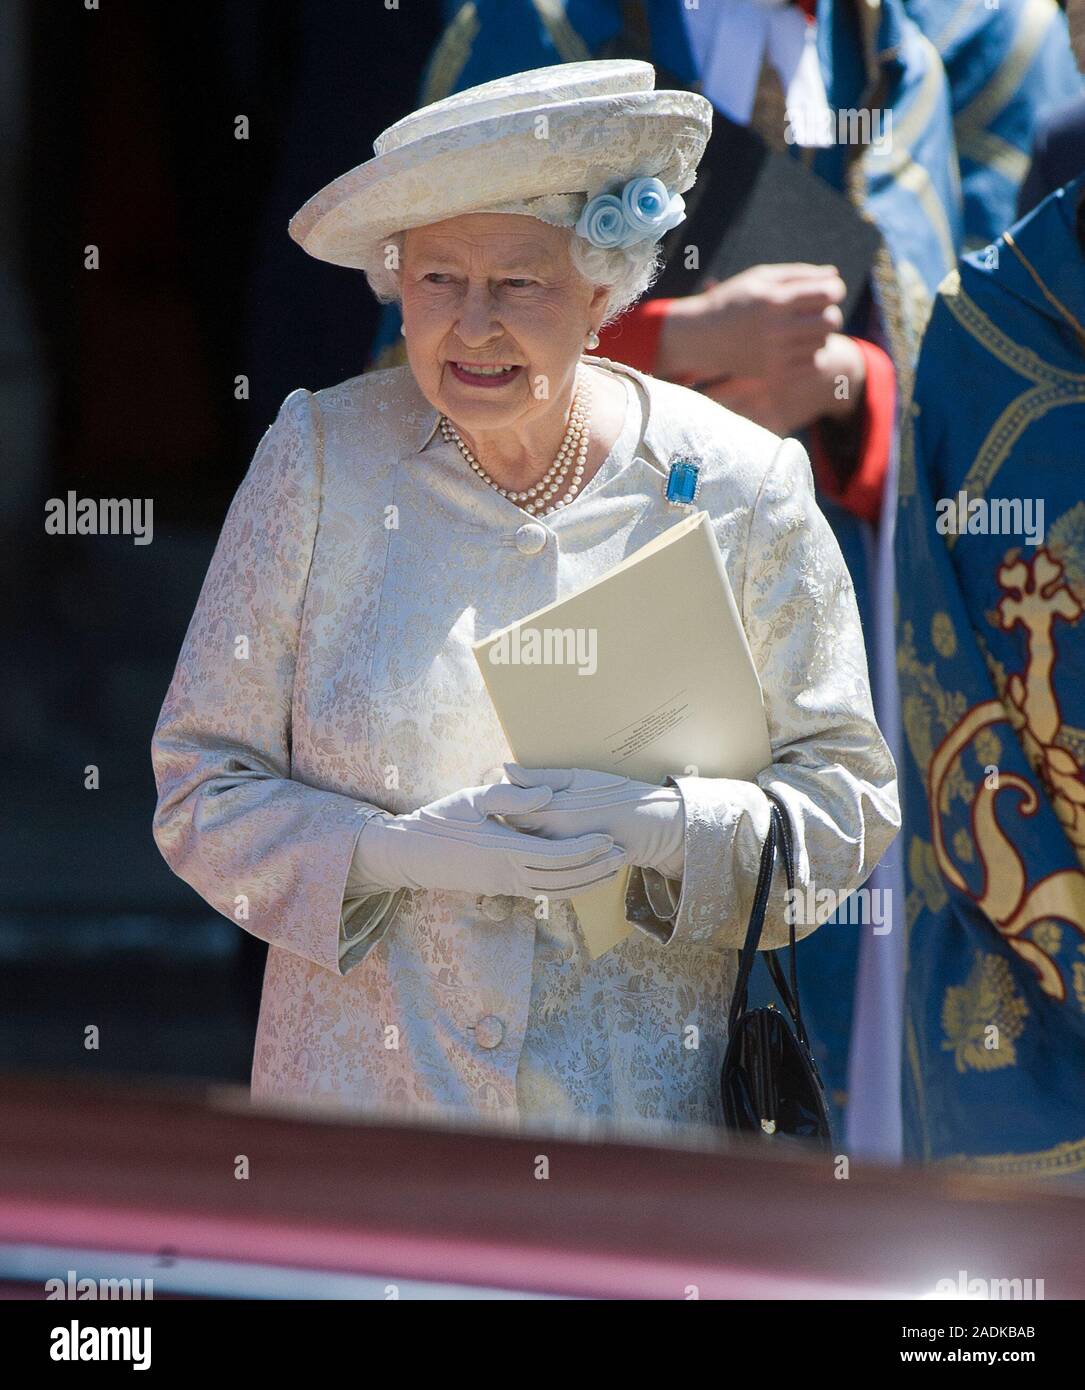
(473, 1015), (505, 1049)
(479, 895), (512, 921)
(514, 522), (548, 555)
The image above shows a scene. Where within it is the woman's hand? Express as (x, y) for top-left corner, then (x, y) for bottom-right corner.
(349, 780), (628, 900)
(499, 764), (686, 880)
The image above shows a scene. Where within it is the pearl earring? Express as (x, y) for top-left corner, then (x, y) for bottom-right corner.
(400, 322), (407, 337)
(585, 329), (600, 350)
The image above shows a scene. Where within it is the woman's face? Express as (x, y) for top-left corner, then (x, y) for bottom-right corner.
(400, 213), (609, 439)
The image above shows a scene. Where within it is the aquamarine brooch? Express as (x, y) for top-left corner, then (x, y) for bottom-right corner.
(665, 456), (702, 505)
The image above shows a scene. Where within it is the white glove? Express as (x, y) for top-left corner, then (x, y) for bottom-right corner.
(499, 764), (686, 880)
(348, 780), (628, 900)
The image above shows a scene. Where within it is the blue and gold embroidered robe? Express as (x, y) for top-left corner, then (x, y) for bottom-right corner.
(904, 0), (1083, 252)
(897, 175), (1085, 1176)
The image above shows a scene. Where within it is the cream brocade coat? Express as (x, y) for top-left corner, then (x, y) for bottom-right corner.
(151, 356), (899, 1136)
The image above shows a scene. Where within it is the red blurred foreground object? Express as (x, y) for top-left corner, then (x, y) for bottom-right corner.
(0, 1073), (1081, 1299)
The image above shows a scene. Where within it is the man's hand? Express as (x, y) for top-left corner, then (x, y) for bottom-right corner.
(656, 263), (846, 382)
(703, 332), (867, 436)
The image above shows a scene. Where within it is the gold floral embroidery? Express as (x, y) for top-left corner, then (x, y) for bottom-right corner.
(941, 952), (1028, 1073)
(898, 619), (970, 802)
(1031, 919), (1063, 960)
(952, 827), (974, 864)
(911, 835), (949, 919)
(973, 727), (1002, 768)
(931, 610), (957, 658)
(1048, 501), (1085, 602)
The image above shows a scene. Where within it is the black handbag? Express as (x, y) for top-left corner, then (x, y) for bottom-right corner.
(720, 790), (833, 1148)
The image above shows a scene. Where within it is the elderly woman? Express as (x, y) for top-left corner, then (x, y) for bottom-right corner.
(151, 61), (899, 1135)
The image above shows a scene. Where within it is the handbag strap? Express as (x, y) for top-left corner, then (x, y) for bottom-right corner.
(727, 800), (779, 1035)
(726, 790), (814, 1051)
(762, 791), (815, 1051)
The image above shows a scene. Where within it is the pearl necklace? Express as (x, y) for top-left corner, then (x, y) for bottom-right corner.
(440, 378), (592, 516)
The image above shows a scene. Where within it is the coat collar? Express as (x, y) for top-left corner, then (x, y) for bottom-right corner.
(402, 354), (668, 476)
(997, 175), (1085, 354)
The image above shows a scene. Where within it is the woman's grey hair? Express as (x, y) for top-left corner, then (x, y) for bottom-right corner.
(364, 224), (663, 328)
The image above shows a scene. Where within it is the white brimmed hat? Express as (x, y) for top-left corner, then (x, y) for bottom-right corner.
(288, 60), (712, 270)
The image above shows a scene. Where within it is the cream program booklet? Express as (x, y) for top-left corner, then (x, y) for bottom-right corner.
(472, 509), (772, 958)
